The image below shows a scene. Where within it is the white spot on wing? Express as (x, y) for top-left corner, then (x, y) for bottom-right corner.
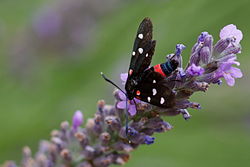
(138, 48), (143, 54)
(153, 80), (156, 83)
(138, 33), (143, 39)
(160, 97), (165, 104)
(152, 88), (157, 96)
(132, 51), (136, 56)
(146, 53), (148, 57)
(147, 97), (151, 102)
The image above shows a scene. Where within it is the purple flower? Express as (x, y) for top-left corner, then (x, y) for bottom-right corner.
(198, 32), (209, 43)
(220, 24), (243, 44)
(32, 8), (62, 38)
(120, 73), (128, 85)
(214, 57), (243, 86)
(186, 64), (205, 76)
(175, 44), (186, 56)
(72, 110), (83, 131)
(116, 90), (139, 116)
(144, 136), (155, 145)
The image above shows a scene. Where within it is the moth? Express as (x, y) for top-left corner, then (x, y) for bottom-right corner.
(125, 17), (178, 108)
(102, 18), (178, 109)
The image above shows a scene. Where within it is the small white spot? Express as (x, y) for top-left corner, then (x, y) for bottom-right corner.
(145, 53), (148, 57)
(153, 80), (156, 83)
(132, 51), (136, 56)
(138, 48), (143, 54)
(160, 97), (165, 104)
(138, 33), (143, 39)
(152, 88), (157, 96)
(147, 97), (151, 102)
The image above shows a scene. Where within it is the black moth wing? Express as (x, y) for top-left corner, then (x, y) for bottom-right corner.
(135, 68), (176, 108)
(128, 18), (156, 76)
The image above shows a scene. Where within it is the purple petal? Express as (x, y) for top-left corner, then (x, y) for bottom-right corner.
(134, 98), (141, 103)
(72, 110), (83, 130)
(186, 64), (205, 76)
(118, 90), (126, 101)
(117, 101), (126, 109)
(219, 57), (240, 71)
(128, 105), (137, 116)
(175, 44), (186, 56)
(220, 24), (243, 44)
(229, 67), (243, 78)
(198, 32), (208, 43)
(144, 135), (155, 145)
(223, 73), (235, 86)
(120, 73), (128, 82)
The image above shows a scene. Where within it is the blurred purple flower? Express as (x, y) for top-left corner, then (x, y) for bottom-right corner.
(120, 73), (128, 85)
(214, 57), (243, 86)
(144, 136), (155, 145)
(220, 24), (243, 44)
(72, 110), (83, 130)
(116, 91), (139, 116)
(186, 64), (205, 76)
(32, 9), (62, 38)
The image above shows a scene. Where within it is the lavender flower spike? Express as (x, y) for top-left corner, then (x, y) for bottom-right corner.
(72, 110), (83, 131)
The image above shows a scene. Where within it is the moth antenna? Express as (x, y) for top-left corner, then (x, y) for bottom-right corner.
(100, 72), (127, 95)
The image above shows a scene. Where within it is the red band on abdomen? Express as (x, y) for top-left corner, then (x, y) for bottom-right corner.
(153, 64), (166, 77)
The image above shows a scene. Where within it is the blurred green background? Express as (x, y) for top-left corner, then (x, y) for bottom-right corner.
(0, 0), (249, 166)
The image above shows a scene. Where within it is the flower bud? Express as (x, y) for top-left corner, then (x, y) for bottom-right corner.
(2, 161), (17, 167)
(75, 132), (88, 148)
(200, 46), (211, 64)
(51, 137), (64, 151)
(60, 121), (70, 131)
(214, 38), (231, 56)
(36, 154), (48, 167)
(60, 149), (71, 161)
(203, 34), (213, 51)
(22, 146), (32, 158)
(144, 135), (155, 145)
(173, 44), (185, 68)
(115, 153), (130, 165)
(93, 155), (113, 167)
(83, 146), (96, 160)
(100, 132), (111, 146)
(222, 44), (241, 56)
(179, 109), (191, 120)
(175, 44), (186, 56)
(72, 110), (83, 131)
(198, 32), (208, 43)
(105, 116), (121, 131)
(113, 142), (134, 152)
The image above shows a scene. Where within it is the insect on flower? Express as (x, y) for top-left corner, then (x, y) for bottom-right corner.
(101, 18), (179, 109)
